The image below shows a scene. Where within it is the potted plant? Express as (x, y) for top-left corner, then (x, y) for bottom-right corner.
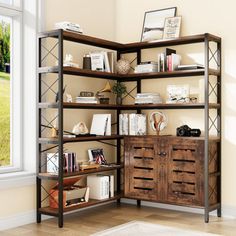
(112, 82), (127, 105)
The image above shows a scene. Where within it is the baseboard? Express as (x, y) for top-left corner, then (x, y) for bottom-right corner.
(121, 198), (236, 219)
(0, 200), (117, 231)
(0, 210), (35, 231)
(0, 210), (51, 231)
(1, 200), (236, 231)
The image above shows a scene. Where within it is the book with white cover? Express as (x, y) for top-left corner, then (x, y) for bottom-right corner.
(87, 175), (109, 200)
(55, 22), (83, 33)
(98, 174), (114, 198)
(90, 114), (111, 136)
(119, 114), (129, 135)
(103, 52), (110, 72)
(129, 114), (147, 135)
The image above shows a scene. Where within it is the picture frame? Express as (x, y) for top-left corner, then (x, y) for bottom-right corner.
(166, 84), (190, 103)
(88, 148), (107, 165)
(163, 16), (182, 39)
(141, 7), (177, 42)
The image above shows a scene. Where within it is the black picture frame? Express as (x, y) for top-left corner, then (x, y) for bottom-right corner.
(141, 7), (177, 42)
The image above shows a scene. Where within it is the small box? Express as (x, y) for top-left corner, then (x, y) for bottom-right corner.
(49, 177), (89, 208)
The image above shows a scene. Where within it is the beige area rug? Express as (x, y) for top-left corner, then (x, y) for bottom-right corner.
(91, 221), (220, 236)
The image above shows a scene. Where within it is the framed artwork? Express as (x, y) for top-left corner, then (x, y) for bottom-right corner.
(163, 16), (182, 39)
(166, 84), (190, 103)
(141, 7), (177, 42)
(88, 148), (107, 165)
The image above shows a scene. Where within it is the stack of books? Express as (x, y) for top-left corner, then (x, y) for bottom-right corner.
(75, 96), (98, 104)
(47, 152), (77, 174)
(157, 48), (181, 72)
(87, 174), (114, 200)
(55, 21), (83, 34)
(135, 93), (162, 104)
(134, 62), (158, 73)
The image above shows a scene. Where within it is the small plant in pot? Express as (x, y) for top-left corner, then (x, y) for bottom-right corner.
(112, 82), (127, 105)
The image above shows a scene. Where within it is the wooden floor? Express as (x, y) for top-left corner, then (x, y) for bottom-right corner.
(2, 203), (236, 236)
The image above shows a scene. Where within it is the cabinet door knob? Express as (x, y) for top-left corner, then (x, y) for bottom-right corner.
(158, 152), (167, 157)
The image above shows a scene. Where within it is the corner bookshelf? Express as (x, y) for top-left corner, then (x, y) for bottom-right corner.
(37, 29), (221, 227)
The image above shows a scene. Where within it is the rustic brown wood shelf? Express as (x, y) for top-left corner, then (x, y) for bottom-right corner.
(38, 164), (124, 180)
(37, 29), (222, 227)
(39, 135), (123, 144)
(39, 192), (123, 217)
(38, 66), (220, 81)
(39, 102), (220, 110)
(38, 134), (220, 144)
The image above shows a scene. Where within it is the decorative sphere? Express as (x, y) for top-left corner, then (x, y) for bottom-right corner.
(116, 58), (131, 75)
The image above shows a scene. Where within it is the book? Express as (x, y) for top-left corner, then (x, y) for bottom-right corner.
(90, 114), (111, 136)
(129, 114), (147, 135)
(119, 114), (129, 135)
(55, 21), (83, 34)
(103, 51), (110, 72)
(47, 152), (77, 174)
(177, 64), (205, 70)
(107, 52), (115, 73)
(87, 175), (110, 200)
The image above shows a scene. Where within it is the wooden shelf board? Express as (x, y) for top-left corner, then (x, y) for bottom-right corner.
(38, 102), (220, 110)
(38, 164), (124, 180)
(38, 30), (221, 52)
(38, 66), (220, 80)
(38, 135), (123, 144)
(122, 33), (221, 52)
(38, 135), (220, 144)
(39, 192), (123, 216)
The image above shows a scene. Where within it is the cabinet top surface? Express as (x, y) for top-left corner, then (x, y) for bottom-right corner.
(38, 30), (221, 51)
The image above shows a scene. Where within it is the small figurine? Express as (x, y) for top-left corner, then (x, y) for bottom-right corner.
(66, 93), (73, 102)
(72, 122), (89, 135)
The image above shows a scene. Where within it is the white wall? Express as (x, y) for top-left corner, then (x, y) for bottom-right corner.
(116, 0), (236, 210)
(0, 0), (116, 230)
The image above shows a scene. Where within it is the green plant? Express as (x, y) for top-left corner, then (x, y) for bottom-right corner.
(112, 82), (127, 96)
(0, 21), (10, 72)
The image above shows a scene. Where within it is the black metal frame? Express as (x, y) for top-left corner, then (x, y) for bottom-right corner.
(37, 30), (221, 227)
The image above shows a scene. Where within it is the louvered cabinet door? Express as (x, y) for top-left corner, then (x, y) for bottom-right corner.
(167, 138), (204, 206)
(124, 137), (158, 201)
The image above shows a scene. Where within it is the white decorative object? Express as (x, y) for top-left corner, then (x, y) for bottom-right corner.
(149, 111), (168, 135)
(116, 58), (131, 75)
(166, 84), (190, 103)
(66, 93), (73, 103)
(72, 122), (89, 135)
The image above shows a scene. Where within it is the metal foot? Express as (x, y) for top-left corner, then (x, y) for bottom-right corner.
(137, 200), (141, 207)
(117, 199), (121, 205)
(217, 208), (222, 217)
(37, 213), (41, 223)
(205, 214), (209, 223)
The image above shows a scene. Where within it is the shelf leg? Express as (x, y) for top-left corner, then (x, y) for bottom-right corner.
(36, 213), (41, 223)
(204, 211), (209, 223)
(58, 214), (63, 228)
(217, 206), (222, 217)
(137, 200), (141, 207)
(117, 198), (121, 205)
(36, 177), (41, 223)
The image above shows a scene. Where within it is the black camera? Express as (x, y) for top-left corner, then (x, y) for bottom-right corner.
(176, 125), (201, 137)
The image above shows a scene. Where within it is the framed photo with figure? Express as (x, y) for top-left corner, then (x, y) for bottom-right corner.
(141, 7), (177, 42)
(163, 16), (182, 39)
(88, 148), (107, 165)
